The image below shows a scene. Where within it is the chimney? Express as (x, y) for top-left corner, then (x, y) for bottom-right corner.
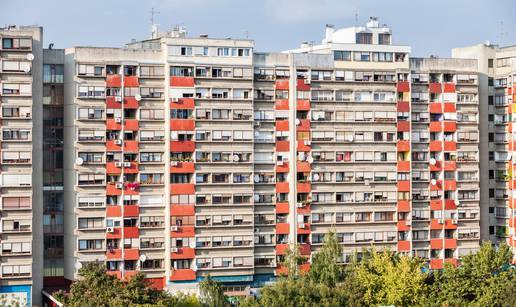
(324, 24), (335, 43)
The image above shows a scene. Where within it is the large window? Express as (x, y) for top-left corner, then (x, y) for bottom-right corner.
(334, 50), (351, 61)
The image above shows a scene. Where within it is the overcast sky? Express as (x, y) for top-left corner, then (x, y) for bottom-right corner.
(1, 0), (515, 56)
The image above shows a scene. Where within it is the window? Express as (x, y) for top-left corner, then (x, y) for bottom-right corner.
(78, 239), (103, 251)
(356, 32), (372, 44)
(354, 52), (370, 62)
(395, 53), (406, 62)
(372, 52), (393, 62)
(334, 51), (351, 61)
(378, 33), (391, 45)
(180, 46), (192, 56)
(170, 66), (193, 77)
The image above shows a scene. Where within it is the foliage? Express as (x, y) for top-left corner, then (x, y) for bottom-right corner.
(199, 275), (229, 307)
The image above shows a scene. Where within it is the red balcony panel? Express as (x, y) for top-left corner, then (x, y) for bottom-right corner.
(397, 220), (410, 231)
(443, 161), (456, 171)
(430, 259), (443, 270)
(276, 223), (290, 234)
(107, 271), (122, 279)
(123, 227), (139, 238)
(170, 269), (196, 281)
(443, 121), (457, 132)
(123, 205), (139, 217)
(397, 180), (410, 192)
(397, 121), (410, 132)
(171, 183), (195, 195)
(429, 103), (443, 114)
(429, 161), (442, 171)
(170, 76), (195, 87)
(275, 99), (289, 110)
(430, 239), (443, 249)
(429, 82), (442, 94)
(171, 205), (195, 216)
(106, 162), (122, 174)
(106, 227), (122, 239)
(397, 240), (411, 252)
(124, 183), (140, 195)
(275, 80), (289, 90)
(275, 120), (289, 131)
(124, 76), (139, 87)
(445, 239), (457, 249)
(443, 141), (456, 151)
(170, 141), (195, 152)
(276, 162), (289, 173)
(106, 74), (122, 87)
(124, 119), (139, 131)
(276, 182), (290, 193)
(299, 243), (311, 255)
(106, 96), (122, 108)
(170, 161), (195, 173)
(297, 141), (311, 152)
(171, 226), (195, 238)
(171, 247), (195, 260)
(300, 263), (311, 273)
(429, 121), (442, 132)
(124, 270), (138, 280)
(397, 200), (411, 212)
(297, 161), (311, 172)
(430, 180), (442, 191)
(106, 249), (122, 260)
(296, 119), (310, 131)
(124, 248), (139, 260)
(275, 244), (289, 255)
(443, 83), (456, 93)
(397, 81), (410, 93)
(297, 204), (311, 215)
(298, 224), (311, 235)
(106, 205), (122, 217)
(397, 101), (410, 112)
(297, 182), (311, 193)
(297, 99), (310, 111)
(429, 141), (442, 152)
(276, 141), (290, 152)
(444, 180), (456, 191)
(106, 183), (122, 196)
(397, 161), (410, 172)
(430, 200), (443, 211)
(430, 219), (443, 230)
(171, 98), (195, 109)
(444, 258), (458, 267)
(444, 200), (457, 210)
(106, 140), (122, 151)
(275, 265), (288, 276)
(443, 103), (456, 113)
(397, 140), (410, 152)
(171, 119), (195, 131)
(124, 162), (139, 174)
(297, 79), (310, 91)
(106, 119), (122, 130)
(276, 202), (289, 214)
(124, 140), (139, 152)
(145, 278), (165, 290)
(124, 97), (139, 109)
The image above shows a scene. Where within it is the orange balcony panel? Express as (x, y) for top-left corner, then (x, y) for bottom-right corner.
(429, 103), (443, 114)
(276, 182), (290, 193)
(106, 74), (122, 87)
(429, 82), (442, 94)
(106, 227), (122, 239)
(106, 96), (122, 108)
(124, 76), (139, 87)
(430, 180), (442, 191)
(429, 121), (442, 132)
(107, 271), (122, 279)
(443, 121), (457, 132)
(430, 219), (443, 230)
(171, 98), (195, 109)
(124, 140), (139, 152)
(124, 270), (138, 280)
(171, 183), (195, 195)
(397, 180), (410, 192)
(124, 119), (139, 131)
(106, 183), (122, 196)
(170, 141), (195, 152)
(170, 269), (196, 281)
(297, 141), (311, 152)
(397, 161), (411, 172)
(275, 265), (288, 276)
(430, 200), (443, 211)
(170, 76), (195, 87)
(430, 259), (443, 269)
(106, 205), (122, 217)
(444, 180), (456, 191)
(429, 141), (442, 152)
(397, 121), (410, 132)
(296, 79), (310, 91)
(443, 141), (456, 151)
(297, 204), (311, 215)
(106, 119), (122, 130)
(297, 182), (311, 193)
(276, 223), (290, 234)
(171, 247), (195, 260)
(297, 161), (311, 172)
(124, 162), (139, 174)
(397, 140), (410, 152)
(299, 243), (311, 255)
(124, 248), (139, 260)
(106, 249), (122, 260)
(397, 81), (410, 93)
(296, 119), (310, 131)
(429, 161), (442, 171)
(443, 83), (456, 93)
(297, 99), (310, 111)
(124, 97), (139, 109)
(171, 205), (195, 216)
(275, 120), (289, 131)
(430, 239), (443, 249)
(106, 162), (122, 174)
(397, 101), (410, 112)
(276, 141), (290, 152)
(300, 263), (311, 273)
(171, 119), (195, 131)
(106, 140), (122, 151)
(397, 200), (411, 212)
(397, 220), (410, 231)
(171, 226), (195, 238)
(443, 161), (456, 171)
(444, 258), (458, 267)
(275, 99), (289, 110)
(145, 278), (165, 290)
(123, 227), (139, 238)
(124, 183), (139, 195)
(444, 200), (457, 210)
(298, 224), (311, 235)
(443, 103), (456, 113)
(123, 205), (139, 217)
(170, 161), (195, 173)
(444, 219), (458, 230)
(397, 240), (411, 252)
(276, 202), (289, 214)
(276, 244), (289, 255)
(275, 80), (289, 90)
(445, 238), (457, 249)
(276, 162), (289, 173)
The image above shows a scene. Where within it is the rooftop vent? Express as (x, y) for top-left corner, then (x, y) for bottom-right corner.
(200, 34), (208, 38)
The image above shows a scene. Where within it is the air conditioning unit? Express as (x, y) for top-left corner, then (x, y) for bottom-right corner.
(114, 139), (123, 145)
(452, 219), (458, 225)
(171, 247), (179, 253)
(364, 179), (370, 186)
(299, 223), (306, 229)
(115, 96), (122, 102)
(115, 117), (122, 123)
(171, 161), (178, 166)
(123, 162), (131, 167)
(115, 162), (123, 167)
(254, 122), (261, 128)
(304, 140), (311, 146)
(171, 225), (179, 231)
(304, 79), (311, 85)
(270, 262), (277, 267)
(172, 98), (179, 102)
(115, 182), (123, 189)
(438, 218), (444, 224)
(254, 228), (260, 233)
(106, 227), (115, 233)
(277, 160), (284, 166)
(297, 202), (304, 208)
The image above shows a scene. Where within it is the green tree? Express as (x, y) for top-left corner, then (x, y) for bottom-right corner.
(199, 275), (228, 307)
(308, 230), (343, 287)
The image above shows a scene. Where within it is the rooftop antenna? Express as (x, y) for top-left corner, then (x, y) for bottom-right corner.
(150, 7), (160, 39)
(499, 20), (508, 46)
(244, 30), (249, 39)
(354, 11), (359, 26)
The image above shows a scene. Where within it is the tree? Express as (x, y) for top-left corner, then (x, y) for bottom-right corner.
(308, 230), (343, 287)
(199, 275), (228, 307)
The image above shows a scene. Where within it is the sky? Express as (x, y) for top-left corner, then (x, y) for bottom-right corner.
(1, 0), (515, 56)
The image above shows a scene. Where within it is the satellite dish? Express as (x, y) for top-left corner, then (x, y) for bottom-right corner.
(254, 175), (260, 183)
(139, 254), (147, 262)
(307, 156), (314, 164)
(295, 118), (301, 125)
(76, 157), (84, 165)
(454, 200), (460, 206)
(298, 152), (305, 160)
(26, 53), (34, 61)
(430, 179), (437, 185)
(345, 135), (354, 142)
(233, 155), (240, 162)
(23, 65), (31, 73)
(134, 94), (142, 101)
(313, 173), (320, 181)
(254, 194), (260, 201)
(429, 158), (436, 165)
(75, 262), (83, 270)
(254, 131), (260, 137)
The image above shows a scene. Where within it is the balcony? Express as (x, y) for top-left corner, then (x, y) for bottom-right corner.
(397, 180), (410, 191)
(297, 182), (311, 193)
(429, 141), (442, 151)
(124, 76), (139, 87)
(106, 162), (122, 174)
(297, 99), (310, 111)
(123, 205), (139, 217)
(124, 97), (139, 109)
(170, 269), (196, 281)
(276, 223), (290, 234)
(275, 99), (289, 110)
(171, 247), (195, 260)
(170, 183), (195, 194)
(171, 119), (195, 131)
(275, 202), (289, 214)
(170, 141), (195, 152)
(397, 200), (411, 212)
(397, 240), (411, 252)
(275, 182), (289, 193)
(106, 96), (122, 108)
(297, 161), (311, 172)
(106, 75), (121, 87)
(397, 140), (410, 152)
(171, 98), (195, 109)
(397, 161), (410, 172)
(170, 76), (195, 87)
(171, 204), (195, 216)
(275, 80), (289, 90)
(170, 161), (195, 173)
(443, 83), (456, 93)
(396, 81), (410, 93)
(123, 226), (139, 238)
(397, 121), (410, 132)
(124, 248), (139, 260)
(106, 119), (122, 130)
(171, 225), (195, 238)
(123, 140), (139, 152)
(296, 119), (310, 131)
(275, 243), (289, 255)
(124, 119), (139, 131)
(429, 82), (442, 94)
(276, 141), (289, 152)
(275, 120), (289, 131)
(443, 141), (456, 151)
(429, 121), (442, 132)
(429, 103), (442, 114)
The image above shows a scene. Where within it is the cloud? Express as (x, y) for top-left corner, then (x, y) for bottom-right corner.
(265, 0), (359, 22)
